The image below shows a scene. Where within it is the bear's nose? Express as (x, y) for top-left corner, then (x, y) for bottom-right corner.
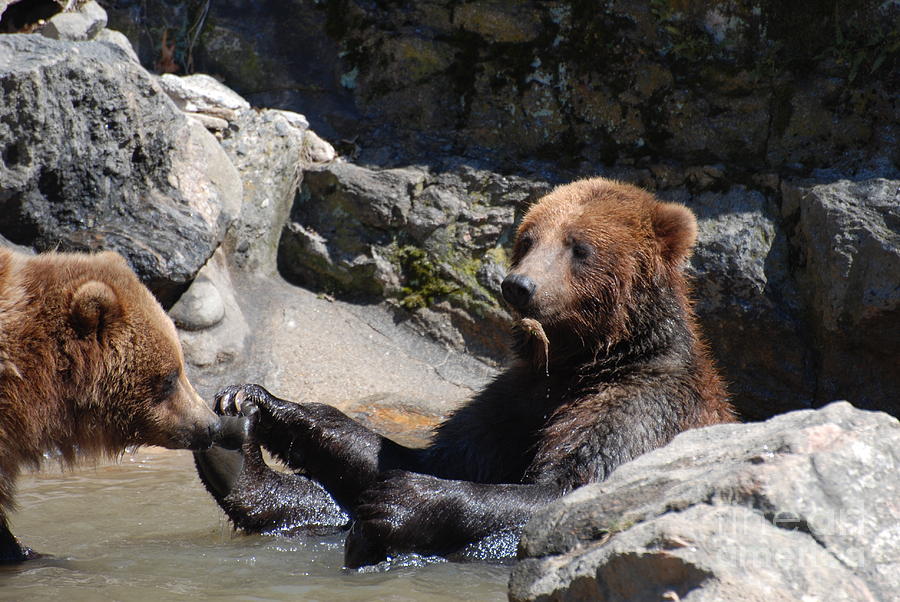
(502, 273), (536, 309)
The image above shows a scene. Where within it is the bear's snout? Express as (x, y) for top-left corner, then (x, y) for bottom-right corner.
(502, 273), (536, 310)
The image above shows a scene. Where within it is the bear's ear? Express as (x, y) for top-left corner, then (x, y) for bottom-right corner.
(652, 202), (698, 264)
(70, 281), (122, 338)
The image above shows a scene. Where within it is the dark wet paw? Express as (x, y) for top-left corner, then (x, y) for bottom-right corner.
(214, 384), (270, 418)
(345, 520), (388, 569)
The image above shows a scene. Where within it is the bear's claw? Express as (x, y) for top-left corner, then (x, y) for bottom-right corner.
(214, 384), (269, 418)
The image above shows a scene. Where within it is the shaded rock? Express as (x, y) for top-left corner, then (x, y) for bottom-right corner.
(0, 0), (63, 33)
(0, 232), (33, 254)
(103, 1), (899, 173)
(38, 0), (105, 41)
(0, 35), (241, 305)
(510, 402), (899, 601)
(673, 186), (814, 419)
(785, 178), (900, 416)
(453, 1), (543, 43)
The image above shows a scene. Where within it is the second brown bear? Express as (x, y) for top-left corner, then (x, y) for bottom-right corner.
(195, 177), (736, 567)
(0, 248), (225, 563)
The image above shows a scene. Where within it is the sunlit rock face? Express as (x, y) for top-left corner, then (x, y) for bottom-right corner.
(0, 34), (241, 305)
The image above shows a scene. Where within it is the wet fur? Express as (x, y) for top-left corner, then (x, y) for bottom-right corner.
(195, 178), (736, 567)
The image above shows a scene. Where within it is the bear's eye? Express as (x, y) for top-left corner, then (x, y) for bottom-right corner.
(571, 241), (592, 261)
(515, 232), (534, 260)
(157, 370), (179, 399)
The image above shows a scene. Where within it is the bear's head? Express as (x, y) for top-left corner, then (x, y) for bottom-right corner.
(62, 252), (221, 453)
(502, 178), (698, 362)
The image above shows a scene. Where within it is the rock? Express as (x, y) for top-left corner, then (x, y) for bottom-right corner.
(0, 35), (241, 305)
(513, 504), (875, 601)
(38, 0), (106, 41)
(186, 112), (229, 132)
(157, 72), (250, 121)
(453, 1), (543, 43)
(103, 1), (899, 173)
(269, 109), (309, 131)
(176, 249), (248, 376)
(169, 277), (225, 331)
(785, 178), (900, 416)
(301, 129), (337, 164)
(673, 186), (813, 419)
(791, 179), (900, 334)
(0, 232), (33, 254)
(510, 402), (900, 601)
(94, 28), (139, 63)
(278, 161), (548, 361)
(218, 109), (309, 274)
(342, 393), (445, 449)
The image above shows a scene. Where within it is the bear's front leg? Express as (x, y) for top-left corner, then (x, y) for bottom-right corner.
(344, 472), (556, 568)
(194, 418), (349, 535)
(214, 384), (423, 509)
(0, 516), (38, 563)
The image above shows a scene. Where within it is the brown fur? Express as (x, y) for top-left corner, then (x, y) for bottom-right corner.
(0, 248), (219, 561)
(510, 178), (733, 427)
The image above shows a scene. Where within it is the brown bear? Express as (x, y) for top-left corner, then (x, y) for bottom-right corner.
(0, 247), (224, 563)
(193, 177), (736, 567)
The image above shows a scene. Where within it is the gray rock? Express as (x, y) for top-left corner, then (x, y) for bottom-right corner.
(675, 186), (813, 419)
(513, 504), (874, 601)
(792, 179), (899, 334)
(94, 28), (139, 63)
(218, 108), (308, 274)
(785, 178), (900, 416)
(279, 161), (547, 360)
(408, 185), (463, 242)
(269, 109), (309, 132)
(186, 112), (229, 132)
(510, 402), (900, 601)
(176, 248), (248, 374)
(0, 35), (241, 305)
(158, 72), (250, 121)
(38, 1), (106, 41)
(301, 129), (337, 164)
(169, 277), (225, 331)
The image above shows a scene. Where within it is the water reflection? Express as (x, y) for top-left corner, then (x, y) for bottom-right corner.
(1, 450), (509, 601)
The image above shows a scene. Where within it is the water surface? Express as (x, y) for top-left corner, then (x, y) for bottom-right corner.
(1, 450), (509, 601)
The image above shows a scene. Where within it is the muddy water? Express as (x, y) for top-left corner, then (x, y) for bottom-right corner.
(0, 450), (509, 601)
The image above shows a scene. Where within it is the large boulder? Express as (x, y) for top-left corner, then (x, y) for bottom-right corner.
(217, 107), (315, 275)
(675, 185), (814, 420)
(0, 34), (241, 304)
(510, 402), (900, 601)
(784, 178), (900, 416)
